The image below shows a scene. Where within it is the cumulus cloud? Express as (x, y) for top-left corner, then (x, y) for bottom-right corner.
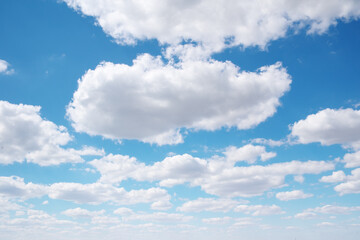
(275, 190), (313, 201)
(320, 171), (346, 183)
(234, 204), (285, 216)
(0, 59), (14, 75)
(290, 108), (360, 150)
(0, 176), (48, 200)
(62, 0), (360, 51)
(0, 101), (102, 166)
(224, 144), (276, 164)
(177, 198), (242, 212)
(334, 168), (360, 195)
(67, 55), (291, 145)
(89, 150), (334, 197)
(342, 151), (360, 168)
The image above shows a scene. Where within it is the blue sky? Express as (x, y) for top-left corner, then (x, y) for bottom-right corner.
(1, 0), (360, 239)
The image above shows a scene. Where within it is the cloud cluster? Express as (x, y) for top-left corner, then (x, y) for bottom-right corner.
(89, 147), (334, 197)
(295, 204), (360, 219)
(0, 176), (171, 206)
(0, 101), (103, 166)
(62, 0), (360, 51)
(67, 55), (291, 145)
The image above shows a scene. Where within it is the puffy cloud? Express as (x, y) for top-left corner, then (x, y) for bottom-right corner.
(67, 55), (291, 145)
(0, 59), (14, 75)
(61, 207), (105, 218)
(290, 108), (360, 150)
(48, 182), (171, 205)
(320, 171), (346, 183)
(0, 176), (48, 200)
(62, 0), (360, 51)
(90, 151), (334, 197)
(343, 151), (360, 168)
(234, 204), (285, 216)
(0, 101), (101, 166)
(334, 168), (360, 195)
(224, 144), (276, 164)
(275, 190), (313, 201)
(177, 198), (241, 212)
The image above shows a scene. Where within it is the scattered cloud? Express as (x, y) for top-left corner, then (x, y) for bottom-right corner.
(89, 151), (334, 197)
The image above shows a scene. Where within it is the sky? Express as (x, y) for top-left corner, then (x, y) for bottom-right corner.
(0, 0), (360, 239)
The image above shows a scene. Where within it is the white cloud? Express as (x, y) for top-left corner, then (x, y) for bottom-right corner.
(62, 0), (360, 52)
(294, 175), (305, 183)
(234, 204), (285, 216)
(67, 55), (291, 145)
(334, 168), (360, 195)
(250, 138), (286, 147)
(320, 171), (346, 183)
(151, 200), (173, 211)
(0, 59), (14, 75)
(113, 207), (134, 216)
(62, 207), (105, 218)
(177, 198), (241, 212)
(296, 204), (360, 218)
(90, 151), (334, 197)
(290, 108), (360, 150)
(124, 212), (193, 223)
(317, 222), (335, 227)
(48, 182), (171, 205)
(276, 190), (313, 201)
(294, 211), (317, 219)
(224, 144), (276, 164)
(343, 151), (360, 168)
(0, 101), (100, 166)
(0, 176), (48, 200)
(202, 217), (232, 224)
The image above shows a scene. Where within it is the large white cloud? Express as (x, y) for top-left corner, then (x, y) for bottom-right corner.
(290, 108), (360, 150)
(89, 148), (334, 197)
(67, 54), (291, 145)
(62, 0), (360, 51)
(0, 101), (103, 165)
